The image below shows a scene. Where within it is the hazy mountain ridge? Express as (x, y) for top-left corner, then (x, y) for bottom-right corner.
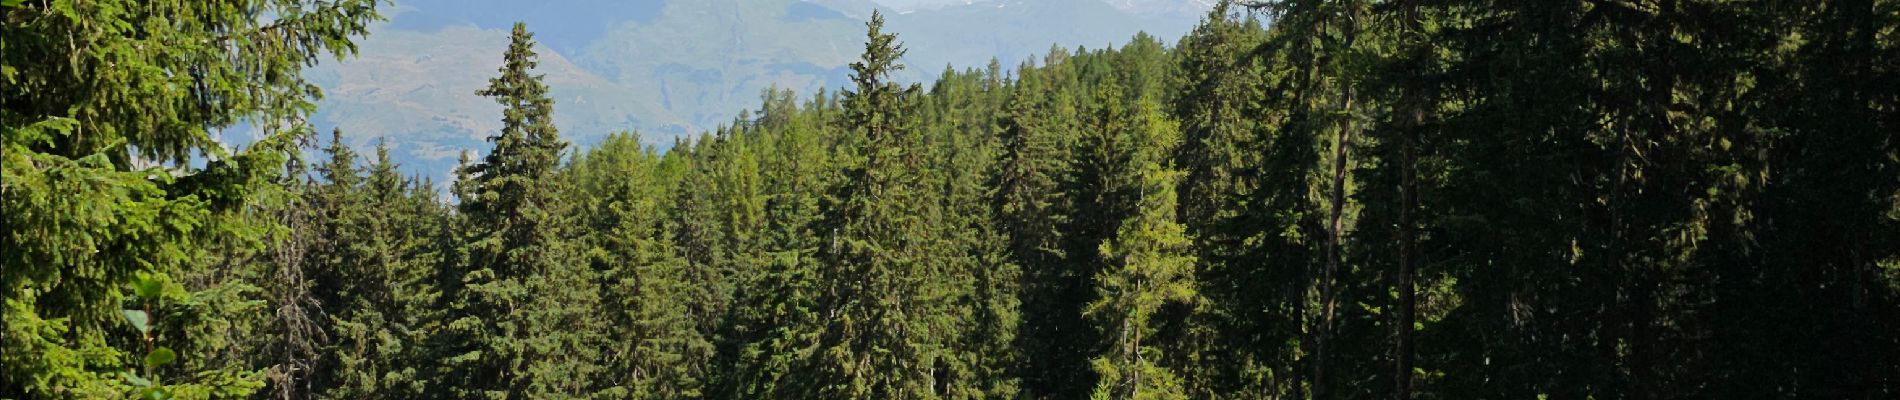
(307, 0), (1201, 181)
(1104, 0), (1218, 18)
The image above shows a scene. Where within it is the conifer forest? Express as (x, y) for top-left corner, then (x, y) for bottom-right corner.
(4, 0), (1899, 399)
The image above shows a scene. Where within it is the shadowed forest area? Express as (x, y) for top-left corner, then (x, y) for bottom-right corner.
(3, 0), (1897, 399)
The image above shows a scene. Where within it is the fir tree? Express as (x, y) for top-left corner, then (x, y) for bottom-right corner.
(437, 22), (597, 399)
(1086, 98), (1198, 400)
(574, 132), (709, 399)
(995, 60), (1089, 400)
(710, 90), (836, 399)
(317, 136), (443, 398)
(801, 10), (946, 399)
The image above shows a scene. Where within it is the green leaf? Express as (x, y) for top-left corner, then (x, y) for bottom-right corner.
(145, 347), (177, 367)
(0, 0), (24, 9)
(123, 371), (152, 387)
(139, 387), (172, 400)
(134, 275), (164, 300)
(123, 309), (151, 333)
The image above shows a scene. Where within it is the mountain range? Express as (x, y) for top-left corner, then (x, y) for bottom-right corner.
(282, 0), (1211, 181)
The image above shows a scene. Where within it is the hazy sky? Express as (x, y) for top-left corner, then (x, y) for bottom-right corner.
(869, 0), (983, 11)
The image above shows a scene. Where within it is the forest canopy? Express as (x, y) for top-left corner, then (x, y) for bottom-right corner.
(3, 0), (1897, 399)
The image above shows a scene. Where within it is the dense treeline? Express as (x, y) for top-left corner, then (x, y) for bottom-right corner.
(4, 0), (1898, 399)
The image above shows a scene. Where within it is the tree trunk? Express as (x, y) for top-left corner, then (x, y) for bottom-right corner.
(1394, 1), (1424, 399)
(1316, 4), (1361, 398)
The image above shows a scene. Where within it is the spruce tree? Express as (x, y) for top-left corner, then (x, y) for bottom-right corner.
(1176, 2), (1264, 240)
(921, 66), (1022, 400)
(573, 132), (709, 399)
(1086, 98), (1198, 400)
(711, 90), (836, 399)
(308, 129), (372, 398)
(370, 140), (447, 398)
(315, 136), (443, 399)
(995, 60), (1087, 400)
(801, 11), (945, 399)
(1054, 73), (1145, 400)
(437, 22), (598, 399)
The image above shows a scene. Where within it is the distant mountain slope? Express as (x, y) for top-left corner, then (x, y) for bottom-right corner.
(306, 0), (1202, 181)
(573, 0), (867, 135)
(305, 23), (685, 183)
(1104, 0), (1218, 19)
(888, 0), (1200, 73)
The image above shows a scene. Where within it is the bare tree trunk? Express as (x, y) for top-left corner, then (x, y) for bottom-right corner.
(267, 177), (325, 400)
(1315, 4), (1361, 398)
(1315, 87), (1351, 400)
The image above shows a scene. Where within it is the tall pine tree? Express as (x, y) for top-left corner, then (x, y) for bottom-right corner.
(799, 11), (952, 399)
(1086, 98), (1199, 400)
(436, 22), (598, 399)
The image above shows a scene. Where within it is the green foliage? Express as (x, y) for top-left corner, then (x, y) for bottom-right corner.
(429, 21), (605, 399)
(572, 131), (712, 399)
(283, 134), (448, 399)
(796, 10), (954, 398)
(1086, 98), (1197, 400)
(1, 0), (379, 398)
